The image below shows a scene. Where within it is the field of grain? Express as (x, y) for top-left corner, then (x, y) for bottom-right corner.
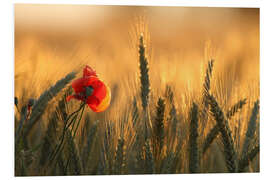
(14, 4), (259, 175)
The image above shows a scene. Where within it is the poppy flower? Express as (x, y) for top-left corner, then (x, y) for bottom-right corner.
(67, 65), (111, 112)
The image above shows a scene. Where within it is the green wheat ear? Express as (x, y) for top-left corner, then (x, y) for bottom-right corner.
(241, 100), (259, 158)
(153, 97), (165, 171)
(203, 98), (247, 154)
(113, 138), (125, 174)
(226, 98), (247, 119)
(202, 59), (214, 112)
(138, 34), (151, 141)
(144, 139), (155, 174)
(24, 72), (77, 138)
(200, 59), (214, 137)
(66, 129), (83, 175)
(238, 144), (259, 172)
(207, 94), (237, 173)
(237, 100), (260, 172)
(82, 120), (98, 170)
(138, 35), (150, 112)
(188, 103), (199, 173)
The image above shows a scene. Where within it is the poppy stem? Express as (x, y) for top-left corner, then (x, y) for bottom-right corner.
(48, 102), (86, 165)
(62, 104), (86, 171)
(70, 114), (78, 133)
(65, 102), (86, 129)
(72, 103), (86, 138)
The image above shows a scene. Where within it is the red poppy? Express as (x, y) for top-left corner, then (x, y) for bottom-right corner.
(67, 65), (111, 112)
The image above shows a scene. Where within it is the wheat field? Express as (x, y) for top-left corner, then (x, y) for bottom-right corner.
(14, 5), (259, 176)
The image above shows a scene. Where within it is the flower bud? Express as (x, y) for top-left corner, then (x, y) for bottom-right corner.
(28, 98), (35, 108)
(85, 86), (94, 97)
(15, 97), (18, 107)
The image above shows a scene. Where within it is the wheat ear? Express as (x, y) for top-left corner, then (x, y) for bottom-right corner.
(138, 35), (150, 111)
(238, 144), (259, 172)
(207, 94), (237, 172)
(24, 72), (76, 138)
(113, 138), (125, 174)
(203, 98), (247, 154)
(66, 129), (83, 175)
(188, 103), (199, 173)
(153, 97), (165, 161)
(241, 100), (259, 158)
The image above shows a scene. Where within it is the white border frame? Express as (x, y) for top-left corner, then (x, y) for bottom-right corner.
(1, 0), (268, 179)
(12, 0), (260, 8)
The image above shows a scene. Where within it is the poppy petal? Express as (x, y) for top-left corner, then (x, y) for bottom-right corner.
(87, 97), (100, 112)
(66, 95), (75, 102)
(82, 76), (107, 101)
(95, 85), (111, 112)
(68, 65), (110, 113)
(66, 94), (85, 102)
(71, 78), (86, 93)
(83, 65), (97, 77)
(82, 76), (99, 87)
(92, 80), (107, 103)
(85, 79), (109, 112)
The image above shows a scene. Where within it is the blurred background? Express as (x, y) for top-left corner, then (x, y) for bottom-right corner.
(14, 4), (259, 109)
